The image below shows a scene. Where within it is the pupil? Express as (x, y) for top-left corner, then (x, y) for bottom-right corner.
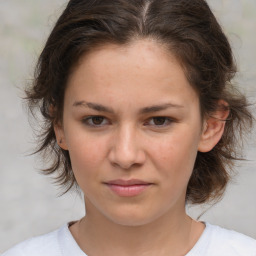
(153, 117), (165, 125)
(92, 116), (103, 125)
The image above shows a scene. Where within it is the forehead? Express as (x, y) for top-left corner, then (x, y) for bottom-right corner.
(65, 39), (198, 109)
(68, 39), (181, 83)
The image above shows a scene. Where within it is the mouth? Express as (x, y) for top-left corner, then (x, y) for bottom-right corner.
(103, 179), (153, 197)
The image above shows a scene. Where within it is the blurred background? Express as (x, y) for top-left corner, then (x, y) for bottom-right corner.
(0, 0), (255, 253)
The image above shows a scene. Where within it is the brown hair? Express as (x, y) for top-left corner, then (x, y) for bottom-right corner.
(26, 0), (253, 203)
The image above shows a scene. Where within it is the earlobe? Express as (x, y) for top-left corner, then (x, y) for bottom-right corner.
(198, 102), (230, 152)
(54, 123), (68, 150)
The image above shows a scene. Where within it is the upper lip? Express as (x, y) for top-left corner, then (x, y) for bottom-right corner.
(104, 179), (152, 186)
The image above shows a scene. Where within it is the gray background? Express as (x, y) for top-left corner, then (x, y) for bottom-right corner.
(0, 0), (255, 253)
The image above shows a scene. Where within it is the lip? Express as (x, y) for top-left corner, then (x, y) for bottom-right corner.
(104, 179), (153, 197)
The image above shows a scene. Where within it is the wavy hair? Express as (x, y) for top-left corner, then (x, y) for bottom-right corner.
(26, 0), (254, 203)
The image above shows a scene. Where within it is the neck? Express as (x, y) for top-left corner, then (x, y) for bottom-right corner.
(70, 201), (204, 256)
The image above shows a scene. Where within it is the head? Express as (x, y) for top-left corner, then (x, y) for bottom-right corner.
(27, 0), (253, 207)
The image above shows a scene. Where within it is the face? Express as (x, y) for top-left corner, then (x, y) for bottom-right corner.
(56, 39), (208, 226)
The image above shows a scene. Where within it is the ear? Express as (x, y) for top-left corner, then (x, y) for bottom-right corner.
(54, 122), (69, 151)
(49, 104), (68, 151)
(198, 101), (230, 152)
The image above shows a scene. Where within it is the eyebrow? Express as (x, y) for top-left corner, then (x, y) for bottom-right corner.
(140, 103), (184, 114)
(72, 101), (184, 114)
(73, 101), (115, 113)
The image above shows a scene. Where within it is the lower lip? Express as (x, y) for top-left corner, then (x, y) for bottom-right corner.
(105, 184), (152, 197)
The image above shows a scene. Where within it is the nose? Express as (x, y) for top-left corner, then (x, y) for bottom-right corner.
(108, 124), (146, 170)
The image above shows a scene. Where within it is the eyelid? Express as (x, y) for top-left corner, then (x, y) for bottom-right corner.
(144, 116), (175, 127)
(82, 115), (111, 127)
(81, 115), (176, 128)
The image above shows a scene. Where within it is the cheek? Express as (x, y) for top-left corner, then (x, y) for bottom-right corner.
(150, 128), (200, 179)
(66, 132), (109, 181)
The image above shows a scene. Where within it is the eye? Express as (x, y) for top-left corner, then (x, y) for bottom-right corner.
(82, 116), (109, 127)
(145, 117), (173, 127)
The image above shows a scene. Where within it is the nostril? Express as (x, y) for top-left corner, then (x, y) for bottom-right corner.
(110, 156), (138, 170)
(108, 127), (146, 169)
(108, 146), (146, 170)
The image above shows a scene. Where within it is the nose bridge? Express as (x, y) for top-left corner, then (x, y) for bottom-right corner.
(109, 122), (144, 169)
(116, 123), (138, 161)
(118, 122), (136, 150)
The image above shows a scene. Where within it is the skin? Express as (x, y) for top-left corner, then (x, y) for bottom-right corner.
(55, 39), (228, 256)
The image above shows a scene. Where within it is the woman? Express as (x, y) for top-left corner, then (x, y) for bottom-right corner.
(3, 0), (256, 255)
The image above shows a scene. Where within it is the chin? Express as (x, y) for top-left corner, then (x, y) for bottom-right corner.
(102, 207), (161, 227)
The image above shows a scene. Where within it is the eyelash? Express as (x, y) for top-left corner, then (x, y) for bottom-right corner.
(82, 116), (110, 127)
(81, 115), (175, 128)
(144, 117), (174, 127)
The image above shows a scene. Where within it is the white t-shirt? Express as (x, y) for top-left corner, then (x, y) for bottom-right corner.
(2, 222), (256, 256)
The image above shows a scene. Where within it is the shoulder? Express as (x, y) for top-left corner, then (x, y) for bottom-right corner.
(1, 226), (63, 256)
(198, 222), (256, 256)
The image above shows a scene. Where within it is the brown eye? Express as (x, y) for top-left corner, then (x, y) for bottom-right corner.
(145, 117), (173, 128)
(91, 116), (104, 125)
(152, 117), (167, 125)
(82, 116), (109, 127)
